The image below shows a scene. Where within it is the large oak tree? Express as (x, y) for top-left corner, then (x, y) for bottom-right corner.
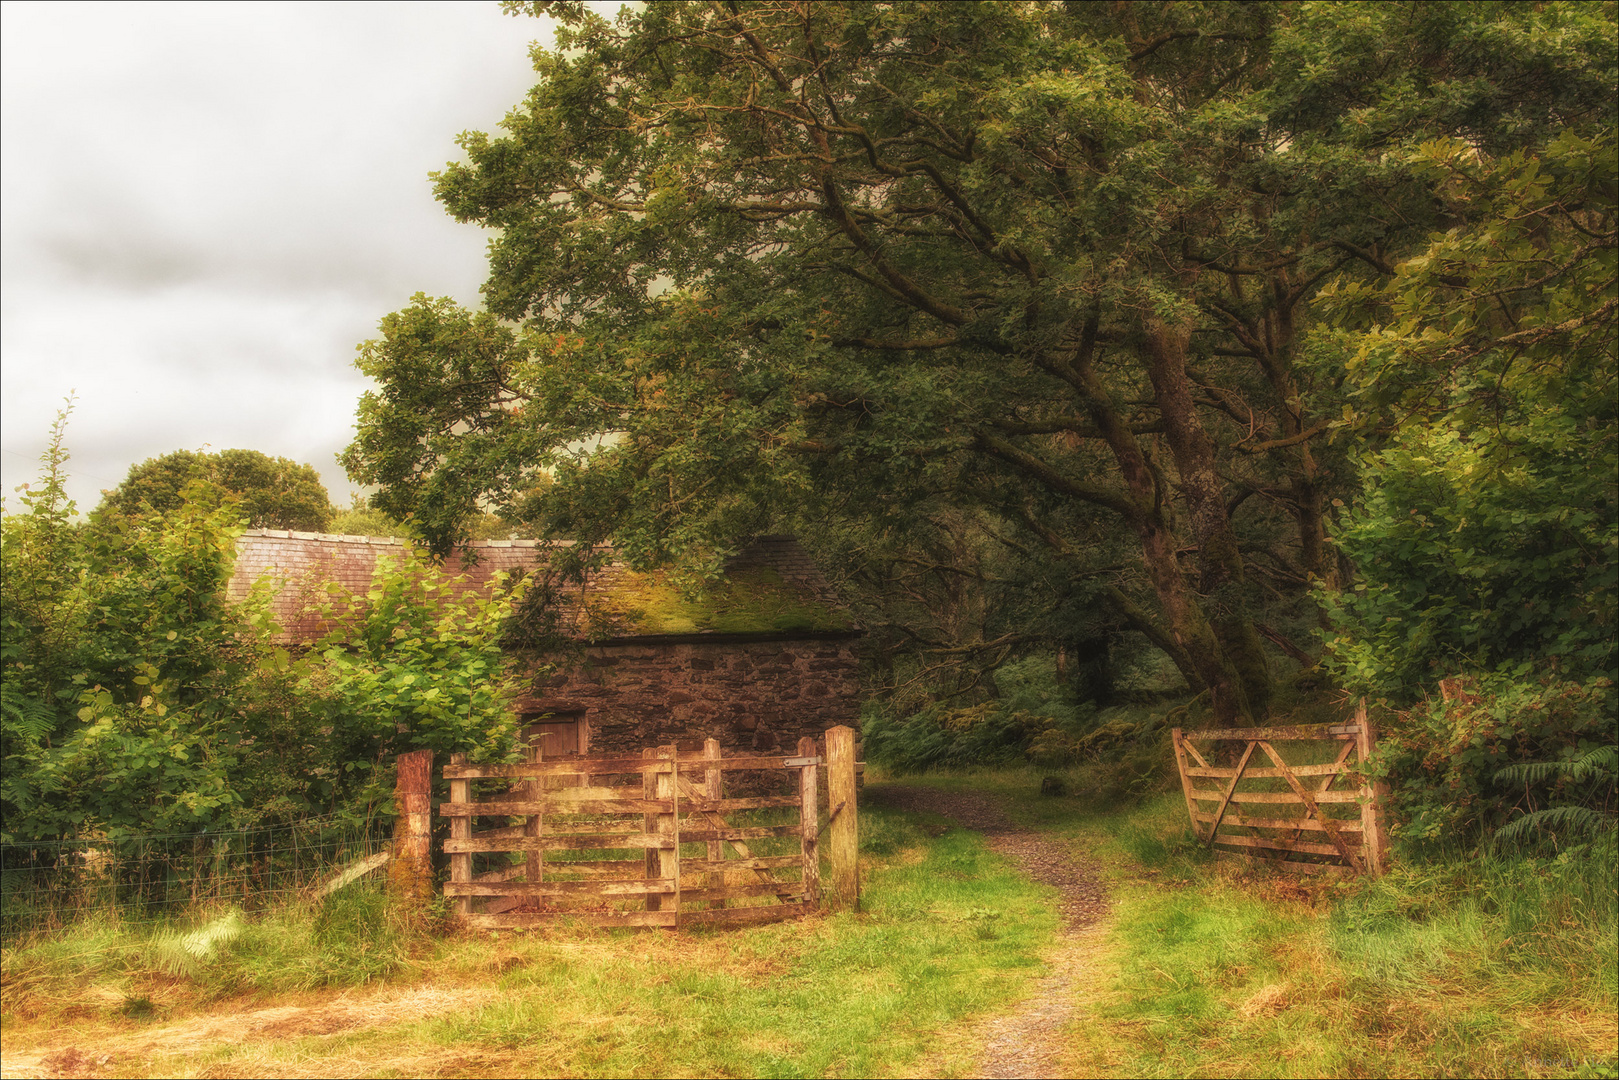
(345, 1), (1613, 726)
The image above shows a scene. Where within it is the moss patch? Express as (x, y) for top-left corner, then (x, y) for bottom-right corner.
(581, 567), (855, 638)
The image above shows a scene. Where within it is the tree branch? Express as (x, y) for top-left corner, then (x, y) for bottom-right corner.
(972, 432), (1142, 520)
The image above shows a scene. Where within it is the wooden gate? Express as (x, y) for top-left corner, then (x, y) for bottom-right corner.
(1172, 705), (1389, 876)
(440, 736), (823, 929)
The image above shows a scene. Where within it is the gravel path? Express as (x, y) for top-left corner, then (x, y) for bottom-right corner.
(866, 785), (1109, 1080)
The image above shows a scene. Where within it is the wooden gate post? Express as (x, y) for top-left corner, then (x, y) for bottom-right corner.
(825, 725), (859, 911)
(642, 747), (659, 910)
(1171, 729), (1200, 840)
(798, 735), (821, 910)
(446, 753), (471, 915)
(656, 745), (680, 918)
(1355, 701), (1391, 875)
(704, 738), (724, 910)
(524, 734), (545, 887)
(389, 749), (435, 906)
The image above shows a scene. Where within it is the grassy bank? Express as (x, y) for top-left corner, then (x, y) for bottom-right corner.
(0, 799), (1056, 1079)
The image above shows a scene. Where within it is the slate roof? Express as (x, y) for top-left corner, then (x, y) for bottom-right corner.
(228, 530), (857, 645)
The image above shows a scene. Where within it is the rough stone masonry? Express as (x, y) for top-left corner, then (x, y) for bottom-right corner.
(230, 531), (863, 759)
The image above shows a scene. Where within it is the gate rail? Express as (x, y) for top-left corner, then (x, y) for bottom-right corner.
(1172, 703), (1389, 876)
(440, 736), (825, 929)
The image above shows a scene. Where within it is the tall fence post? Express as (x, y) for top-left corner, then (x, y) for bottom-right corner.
(798, 735), (821, 910)
(447, 752), (471, 916)
(1355, 701), (1391, 875)
(389, 749), (434, 906)
(642, 747), (660, 910)
(655, 745), (680, 919)
(704, 738), (725, 910)
(825, 725), (859, 911)
(525, 734), (545, 887)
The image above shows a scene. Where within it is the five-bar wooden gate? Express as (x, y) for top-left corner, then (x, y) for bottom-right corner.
(440, 736), (822, 928)
(1172, 704), (1389, 876)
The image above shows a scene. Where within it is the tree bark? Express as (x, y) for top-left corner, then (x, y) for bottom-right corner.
(1142, 320), (1273, 722)
(1068, 338), (1258, 726)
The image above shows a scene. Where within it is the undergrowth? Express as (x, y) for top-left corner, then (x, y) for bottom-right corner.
(0, 885), (415, 1018)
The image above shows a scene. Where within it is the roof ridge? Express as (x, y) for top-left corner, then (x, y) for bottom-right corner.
(236, 528), (569, 549)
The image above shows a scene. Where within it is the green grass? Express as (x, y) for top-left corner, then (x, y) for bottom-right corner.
(0, 800), (1055, 1078)
(411, 822), (1053, 1078)
(879, 768), (1618, 1080)
(5, 768), (1613, 1078)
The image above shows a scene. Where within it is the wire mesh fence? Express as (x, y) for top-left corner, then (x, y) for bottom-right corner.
(0, 813), (392, 939)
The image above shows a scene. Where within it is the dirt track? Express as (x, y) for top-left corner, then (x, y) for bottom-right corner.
(867, 785), (1110, 1080)
(0, 985), (495, 1080)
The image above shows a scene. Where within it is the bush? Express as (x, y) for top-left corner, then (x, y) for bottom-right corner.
(862, 656), (1095, 773)
(1365, 676), (1617, 850)
(862, 656), (1182, 808)
(2, 412), (530, 847)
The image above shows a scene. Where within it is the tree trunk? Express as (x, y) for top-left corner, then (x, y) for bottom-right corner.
(1072, 342), (1261, 727)
(1254, 289), (1337, 611)
(1142, 321), (1273, 722)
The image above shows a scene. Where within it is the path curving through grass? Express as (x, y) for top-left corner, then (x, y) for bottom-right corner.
(867, 786), (1110, 1080)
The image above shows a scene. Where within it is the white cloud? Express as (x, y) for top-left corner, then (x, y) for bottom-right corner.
(0, 0), (609, 511)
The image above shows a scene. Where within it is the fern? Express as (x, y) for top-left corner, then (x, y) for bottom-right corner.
(1494, 805), (1618, 845)
(0, 684), (55, 749)
(150, 910), (245, 976)
(1493, 744), (1619, 848)
(1496, 744), (1619, 787)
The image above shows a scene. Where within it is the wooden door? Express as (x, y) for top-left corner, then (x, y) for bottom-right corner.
(522, 713), (584, 788)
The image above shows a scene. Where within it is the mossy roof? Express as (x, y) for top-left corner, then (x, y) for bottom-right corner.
(574, 564), (857, 639)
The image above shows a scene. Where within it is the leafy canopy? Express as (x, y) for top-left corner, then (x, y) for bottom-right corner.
(101, 448), (334, 533)
(345, 0), (1614, 733)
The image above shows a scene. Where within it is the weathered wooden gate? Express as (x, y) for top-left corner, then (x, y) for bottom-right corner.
(440, 736), (824, 929)
(1172, 704), (1389, 876)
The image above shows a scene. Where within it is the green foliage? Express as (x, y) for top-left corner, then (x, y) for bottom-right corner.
(1494, 744), (1619, 847)
(1360, 678), (1616, 850)
(1324, 428), (1616, 693)
(2, 413), (275, 839)
(863, 656), (1099, 772)
(348, 0), (1616, 730)
(99, 448), (334, 532)
(301, 544), (531, 768)
(326, 501), (410, 538)
(351, 0), (1492, 724)
(2, 417), (529, 845)
(1315, 122), (1618, 845)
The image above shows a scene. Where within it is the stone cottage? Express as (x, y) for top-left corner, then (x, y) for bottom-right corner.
(228, 530), (863, 759)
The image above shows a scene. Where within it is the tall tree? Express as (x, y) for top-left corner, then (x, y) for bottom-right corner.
(345, 0), (1614, 726)
(101, 448), (334, 533)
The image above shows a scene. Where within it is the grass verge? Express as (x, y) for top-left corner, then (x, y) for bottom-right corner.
(0, 799), (1056, 1079)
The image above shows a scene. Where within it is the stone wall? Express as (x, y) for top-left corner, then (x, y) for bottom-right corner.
(523, 635), (863, 755)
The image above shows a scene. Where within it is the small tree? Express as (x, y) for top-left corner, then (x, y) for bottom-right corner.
(99, 448), (334, 532)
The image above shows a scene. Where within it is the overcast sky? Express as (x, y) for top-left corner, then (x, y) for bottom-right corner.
(2, 1), (613, 514)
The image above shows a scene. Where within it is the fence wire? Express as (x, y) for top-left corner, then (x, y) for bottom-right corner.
(0, 813), (392, 939)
